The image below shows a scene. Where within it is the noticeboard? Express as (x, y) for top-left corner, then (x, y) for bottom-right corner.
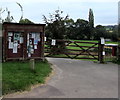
(2, 22), (45, 61)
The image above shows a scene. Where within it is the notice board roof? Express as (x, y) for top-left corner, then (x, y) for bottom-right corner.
(3, 22), (46, 33)
(3, 22), (46, 26)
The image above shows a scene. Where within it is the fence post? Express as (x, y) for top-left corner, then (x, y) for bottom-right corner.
(98, 37), (105, 63)
(30, 59), (35, 72)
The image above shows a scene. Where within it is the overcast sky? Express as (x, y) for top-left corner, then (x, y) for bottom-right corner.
(0, 0), (119, 26)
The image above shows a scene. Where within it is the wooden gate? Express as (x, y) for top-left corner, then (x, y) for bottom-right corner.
(45, 39), (103, 61)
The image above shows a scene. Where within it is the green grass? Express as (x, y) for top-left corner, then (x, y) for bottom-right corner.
(66, 40), (117, 50)
(45, 40), (117, 50)
(0, 63), (2, 97)
(70, 39), (98, 42)
(0, 63), (2, 79)
(2, 60), (52, 95)
(113, 59), (120, 65)
(71, 39), (117, 44)
(106, 41), (118, 44)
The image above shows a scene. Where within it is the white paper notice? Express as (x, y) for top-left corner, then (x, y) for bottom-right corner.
(44, 37), (46, 42)
(34, 39), (38, 45)
(8, 37), (11, 42)
(8, 32), (13, 36)
(20, 37), (23, 43)
(38, 39), (40, 41)
(34, 45), (37, 49)
(101, 37), (105, 44)
(51, 39), (56, 45)
(28, 53), (31, 57)
(32, 33), (35, 38)
(13, 42), (18, 53)
(102, 51), (105, 55)
(9, 42), (13, 49)
(31, 49), (34, 54)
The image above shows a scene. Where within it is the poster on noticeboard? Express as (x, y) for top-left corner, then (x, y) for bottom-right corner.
(13, 41), (18, 53)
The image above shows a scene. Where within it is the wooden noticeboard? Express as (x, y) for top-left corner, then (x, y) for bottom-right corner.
(2, 22), (45, 61)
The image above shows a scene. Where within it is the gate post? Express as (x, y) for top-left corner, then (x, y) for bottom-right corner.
(98, 37), (105, 63)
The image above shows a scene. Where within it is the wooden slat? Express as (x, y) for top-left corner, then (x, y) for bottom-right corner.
(65, 49), (81, 51)
(62, 52), (98, 56)
(45, 47), (51, 49)
(54, 39), (98, 44)
(67, 45), (98, 48)
(74, 41), (98, 44)
(76, 57), (98, 59)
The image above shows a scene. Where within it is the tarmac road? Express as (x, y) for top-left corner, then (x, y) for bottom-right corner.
(4, 57), (118, 98)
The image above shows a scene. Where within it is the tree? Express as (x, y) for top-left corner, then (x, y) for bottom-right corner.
(88, 8), (94, 39)
(4, 10), (14, 22)
(19, 18), (34, 24)
(0, 8), (5, 23)
(89, 8), (94, 28)
(118, 24), (120, 40)
(43, 9), (69, 54)
(0, 2), (23, 23)
(43, 9), (69, 39)
(94, 25), (108, 40)
(74, 19), (90, 40)
(64, 18), (75, 39)
(16, 2), (23, 21)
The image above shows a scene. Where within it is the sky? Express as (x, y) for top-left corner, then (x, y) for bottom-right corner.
(0, 0), (119, 26)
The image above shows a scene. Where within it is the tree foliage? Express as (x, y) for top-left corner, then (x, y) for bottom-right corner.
(94, 25), (118, 41)
(43, 9), (69, 54)
(43, 9), (69, 39)
(88, 8), (94, 39)
(0, 2), (23, 23)
(89, 8), (94, 28)
(94, 25), (107, 40)
(64, 18), (75, 39)
(19, 18), (34, 24)
(44, 8), (118, 41)
(0, 8), (5, 23)
(16, 2), (23, 21)
(75, 19), (90, 39)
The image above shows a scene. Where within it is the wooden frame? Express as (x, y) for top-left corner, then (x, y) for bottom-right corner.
(2, 22), (45, 61)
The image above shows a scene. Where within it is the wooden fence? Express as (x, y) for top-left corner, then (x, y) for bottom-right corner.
(45, 39), (104, 63)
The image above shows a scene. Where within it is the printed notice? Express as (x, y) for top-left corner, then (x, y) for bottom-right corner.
(102, 51), (105, 55)
(20, 37), (23, 43)
(28, 53), (31, 57)
(34, 45), (37, 49)
(8, 37), (11, 42)
(9, 42), (13, 49)
(44, 37), (46, 42)
(13, 42), (18, 53)
(32, 33), (35, 38)
(31, 49), (34, 54)
(51, 39), (56, 45)
(101, 37), (105, 44)
(8, 32), (13, 36)
(34, 39), (38, 45)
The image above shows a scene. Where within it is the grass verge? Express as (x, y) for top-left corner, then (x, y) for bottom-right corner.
(0, 63), (2, 97)
(2, 60), (52, 95)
